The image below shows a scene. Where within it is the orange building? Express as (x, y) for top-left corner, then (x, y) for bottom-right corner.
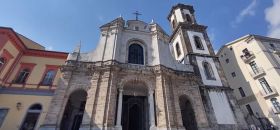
(0, 27), (68, 130)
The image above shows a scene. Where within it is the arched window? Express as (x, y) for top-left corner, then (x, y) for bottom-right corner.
(185, 14), (192, 23)
(203, 62), (215, 80)
(0, 57), (6, 70)
(15, 68), (30, 84)
(128, 43), (144, 65)
(41, 70), (56, 85)
(175, 42), (181, 57)
(172, 20), (176, 29)
(193, 36), (204, 50)
(20, 104), (42, 130)
(271, 98), (280, 113)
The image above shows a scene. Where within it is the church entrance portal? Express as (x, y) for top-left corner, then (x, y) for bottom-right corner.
(60, 90), (87, 130)
(122, 95), (149, 130)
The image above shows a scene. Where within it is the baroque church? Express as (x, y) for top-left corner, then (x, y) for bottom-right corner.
(40, 3), (248, 130)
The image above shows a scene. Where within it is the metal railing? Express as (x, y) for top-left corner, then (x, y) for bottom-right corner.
(240, 51), (255, 63)
(259, 86), (278, 98)
(249, 67), (265, 79)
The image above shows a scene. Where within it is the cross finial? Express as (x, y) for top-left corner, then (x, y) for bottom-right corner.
(133, 11), (142, 20)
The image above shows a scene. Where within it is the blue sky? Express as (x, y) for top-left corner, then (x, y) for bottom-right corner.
(0, 0), (279, 53)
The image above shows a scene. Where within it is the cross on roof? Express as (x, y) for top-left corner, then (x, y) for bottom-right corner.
(133, 11), (142, 20)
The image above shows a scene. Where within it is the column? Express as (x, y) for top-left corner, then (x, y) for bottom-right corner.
(115, 88), (123, 129)
(148, 90), (156, 130)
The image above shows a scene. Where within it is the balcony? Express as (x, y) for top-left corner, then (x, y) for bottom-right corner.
(260, 86), (278, 99)
(249, 67), (266, 79)
(240, 52), (255, 63)
(269, 106), (280, 115)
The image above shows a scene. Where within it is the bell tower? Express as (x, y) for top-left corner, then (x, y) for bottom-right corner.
(168, 4), (247, 128)
(168, 3), (222, 86)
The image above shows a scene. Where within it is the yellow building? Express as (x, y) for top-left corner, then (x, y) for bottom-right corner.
(0, 27), (68, 130)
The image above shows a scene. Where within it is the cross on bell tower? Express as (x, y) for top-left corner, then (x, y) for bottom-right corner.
(133, 11), (142, 20)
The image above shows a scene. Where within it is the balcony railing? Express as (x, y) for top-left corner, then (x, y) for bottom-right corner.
(259, 86), (278, 99)
(269, 106), (280, 115)
(240, 51), (255, 63)
(249, 67), (266, 79)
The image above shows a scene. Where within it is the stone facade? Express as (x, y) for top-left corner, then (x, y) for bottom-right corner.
(40, 3), (247, 130)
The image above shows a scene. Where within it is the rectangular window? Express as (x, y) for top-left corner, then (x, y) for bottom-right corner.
(231, 72), (236, 78)
(238, 87), (246, 97)
(249, 61), (258, 74)
(259, 78), (273, 94)
(0, 109), (8, 127)
(245, 104), (253, 115)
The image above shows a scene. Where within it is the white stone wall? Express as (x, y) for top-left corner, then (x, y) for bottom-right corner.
(174, 8), (184, 23)
(187, 31), (210, 54)
(196, 56), (222, 86)
(209, 90), (236, 124)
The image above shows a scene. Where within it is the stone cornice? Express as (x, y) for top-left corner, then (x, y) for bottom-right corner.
(200, 85), (234, 91)
(169, 23), (207, 43)
(61, 60), (194, 78)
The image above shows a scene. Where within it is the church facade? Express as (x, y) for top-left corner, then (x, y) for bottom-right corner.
(40, 3), (248, 130)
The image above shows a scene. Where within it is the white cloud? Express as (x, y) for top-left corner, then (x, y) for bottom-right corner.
(231, 0), (257, 27)
(265, 0), (280, 38)
(46, 46), (53, 50)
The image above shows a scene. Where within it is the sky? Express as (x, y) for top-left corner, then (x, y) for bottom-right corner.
(0, 0), (279, 53)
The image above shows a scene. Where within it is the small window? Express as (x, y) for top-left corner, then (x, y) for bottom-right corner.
(15, 68), (30, 84)
(225, 59), (229, 63)
(271, 98), (280, 113)
(185, 14), (192, 23)
(175, 43), (182, 57)
(135, 26), (139, 31)
(229, 47), (233, 50)
(270, 43), (275, 48)
(41, 70), (56, 85)
(193, 36), (204, 50)
(0, 109), (8, 127)
(221, 55), (223, 58)
(238, 87), (246, 97)
(172, 20), (176, 29)
(249, 61), (258, 74)
(245, 104), (254, 115)
(231, 72), (236, 78)
(203, 62), (215, 80)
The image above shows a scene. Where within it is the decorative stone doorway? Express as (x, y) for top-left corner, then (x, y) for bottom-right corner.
(122, 95), (149, 130)
(60, 90), (87, 130)
(115, 80), (156, 130)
